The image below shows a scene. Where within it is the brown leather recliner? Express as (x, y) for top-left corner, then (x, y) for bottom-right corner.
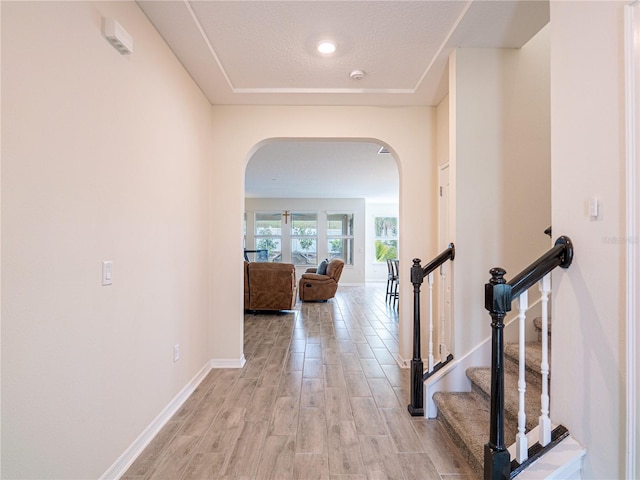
(299, 259), (344, 302)
(244, 261), (297, 311)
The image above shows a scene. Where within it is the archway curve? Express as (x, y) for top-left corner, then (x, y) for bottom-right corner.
(243, 137), (401, 284)
(243, 137), (400, 170)
(209, 106), (437, 370)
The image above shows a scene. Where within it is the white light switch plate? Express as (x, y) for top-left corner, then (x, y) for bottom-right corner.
(102, 260), (113, 286)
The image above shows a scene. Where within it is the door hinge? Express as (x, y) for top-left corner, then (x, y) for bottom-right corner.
(439, 186), (443, 196)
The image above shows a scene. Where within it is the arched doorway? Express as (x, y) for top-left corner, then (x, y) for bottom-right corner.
(244, 139), (399, 285)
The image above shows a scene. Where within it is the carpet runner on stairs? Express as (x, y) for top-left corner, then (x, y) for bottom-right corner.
(433, 319), (549, 478)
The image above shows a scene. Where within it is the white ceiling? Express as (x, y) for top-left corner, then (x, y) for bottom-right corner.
(137, 0), (549, 200)
(245, 140), (399, 203)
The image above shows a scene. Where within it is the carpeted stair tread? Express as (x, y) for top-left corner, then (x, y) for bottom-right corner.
(504, 342), (548, 384)
(466, 366), (541, 432)
(434, 391), (517, 478)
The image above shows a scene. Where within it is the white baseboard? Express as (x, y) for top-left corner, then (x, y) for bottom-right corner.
(100, 361), (213, 480)
(394, 353), (410, 369)
(210, 355), (246, 369)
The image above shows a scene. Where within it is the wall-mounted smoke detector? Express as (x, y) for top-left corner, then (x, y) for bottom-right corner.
(103, 18), (133, 55)
(350, 70), (365, 80)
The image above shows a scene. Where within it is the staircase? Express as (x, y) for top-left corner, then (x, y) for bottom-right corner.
(433, 318), (550, 478)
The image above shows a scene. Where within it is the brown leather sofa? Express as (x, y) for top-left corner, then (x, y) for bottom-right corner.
(244, 261), (297, 311)
(299, 258), (344, 302)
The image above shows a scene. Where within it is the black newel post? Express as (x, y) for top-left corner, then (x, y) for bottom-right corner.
(408, 258), (425, 416)
(484, 268), (512, 480)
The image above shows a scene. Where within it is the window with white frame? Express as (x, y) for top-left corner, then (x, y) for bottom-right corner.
(327, 213), (354, 265)
(255, 212), (282, 262)
(290, 212), (318, 266)
(374, 216), (398, 262)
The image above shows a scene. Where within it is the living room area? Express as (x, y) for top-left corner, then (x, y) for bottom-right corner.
(243, 140), (400, 295)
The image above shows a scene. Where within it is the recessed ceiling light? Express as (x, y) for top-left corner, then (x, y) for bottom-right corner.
(317, 41), (336, 55)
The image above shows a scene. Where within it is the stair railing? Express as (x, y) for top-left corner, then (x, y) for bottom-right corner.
(484, 236), (574, 480)
(408, 243), (455, 416)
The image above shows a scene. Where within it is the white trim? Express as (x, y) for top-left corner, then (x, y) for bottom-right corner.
(508, 426), (586, 480)
(394, 353), (410, 369)
(625, 3), (640, 478)
(99, 361), (212, 480)
(210, 355), (246, 369)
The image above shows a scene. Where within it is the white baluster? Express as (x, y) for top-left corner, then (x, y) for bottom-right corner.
(539, 274), (552, 446)
(428, 272), (435, 372)
(516, 290), (529, 463)
(439, 263), (449, 361)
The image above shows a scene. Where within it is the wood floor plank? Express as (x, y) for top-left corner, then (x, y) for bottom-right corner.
(305, 343), (323, 358)
(277, 370), (303, 398)
(124, 419), (182, 476)
(368, 378), (401, 408)
(355, 342), (375, 359)
(286, 352), (305, 372)
(222, 377), (258, 408)
(358, 435), (404, 480)
(343, 371), (371, 397)
(325, 387), (354, 426)
(350, 397), (387, 435)
(379, 407), (424, 453)
(380, 364), (408, 388)
(269, 396), (299, 436)
(255, 435), (296, 480)
(296, 407), (327, 453)
(293, 453), (330, 480)
(371, 348), (397, 365)
(223, 420), (269, 477)
(301, 377), (325, 408)
(303, 357), (324, 378)
(322, 347), (342, 365)
(197, 407), (245, 453)
(245, 386), (277, 422)
(324, 364), (346, 387)
(181, 452), (227, 480)
(359, 358), (386, 379)
(180, 398), (222, 437)
(145, 434), (199, 480)
(397, 452), (442, 480)
(410, 418), (476, 477)
(327, 421), (366, 475)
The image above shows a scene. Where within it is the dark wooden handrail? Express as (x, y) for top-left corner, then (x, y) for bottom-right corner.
(509, 236), (573, 298)
(420, 243), (456, 278)
(484, 236), (574, 480)
(407, 243), (455, 417)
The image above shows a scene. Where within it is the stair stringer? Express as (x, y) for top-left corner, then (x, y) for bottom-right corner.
(424, 298), (542, 418)
(507, 426), (586, 479)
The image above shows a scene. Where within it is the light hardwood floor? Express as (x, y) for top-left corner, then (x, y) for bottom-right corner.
(122, 283), (477, 480)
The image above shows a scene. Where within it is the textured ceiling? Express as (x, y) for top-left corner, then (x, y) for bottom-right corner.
(136, 1), (548, 201)
(137, 0), (549, 106)
(245, 141), (398, 203)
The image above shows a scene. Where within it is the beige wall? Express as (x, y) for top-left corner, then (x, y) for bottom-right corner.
(2, 2), (214, 478)
(210, 105), (437, 365)
(550, 2), (627, 477)
(448, 28), (551, 358)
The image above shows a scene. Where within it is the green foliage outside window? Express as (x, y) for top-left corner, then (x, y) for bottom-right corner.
(375, 240), (398, 262)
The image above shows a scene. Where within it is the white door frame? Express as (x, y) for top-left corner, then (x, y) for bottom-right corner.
(625, 2), (639, 478)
